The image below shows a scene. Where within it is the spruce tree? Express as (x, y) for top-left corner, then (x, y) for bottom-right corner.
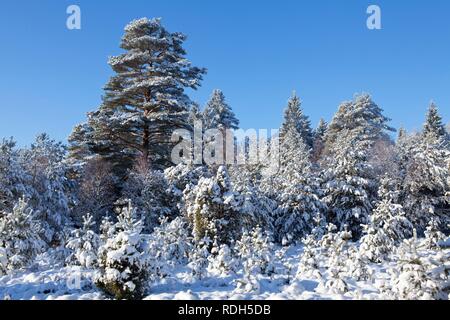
(423, 102), (447, 141)
(203, 89), (239, 131)
(280, 92), (313, 147)
(275, 127), (325, 244)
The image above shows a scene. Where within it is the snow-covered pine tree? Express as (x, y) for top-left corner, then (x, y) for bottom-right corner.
(402, 137), (449, 234)
(203, 89), (239, 132)
(147, 216), (193, 278)
(389, 230), (442, 300)
(207, 238), (238, 277)
(95, 202), (149, 300)
(297, 234), (322, 279)
(323, 94), (395, 155)
(359, 177), (413, 263)
(22, 134), (72, 244)
(183, 166), (245, 245)
(0, 138), (30, 213)
(322, 131), (376, 240)
(164, 163), (210, 216)
(279, 92), (313, 148)
(69, 17), (206, 177)
(202, 89), (239, 164)
(234, 227), (276, 292)
(66, 213), (101, 268)
(311, 118), (328, 163)
(188, 236), (212, 280)
(275, 127), (325, 244)
(0, 199), (45, 274)
(423, 102), (447, 141)
(319, 228), (352, 295)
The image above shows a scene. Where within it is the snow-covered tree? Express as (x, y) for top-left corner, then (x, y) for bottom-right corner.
(324, 94), (395, 154)
(319, 228), (352, 295)
(0, 199), (45, 274)
(147, 216), (193, 278)
(203, 89), (239, 131)
(95, 202), (149, 300)
(423, 102), (447, 141)
(297, 234), (322, 279)
(207, 239), (238, 277)
(187, 236), (212, 280)
(22, 134), (72, 243)
(312, 118), (327, 162)
(70, 17), (206, 177)
(164, 163), (210, 215)
(280, 92), (313, 148)
(183, 166), (245, 245)
(72, 157), (117, 225)
(187, 102), (203, 128)
(0, 138), (30, 213)
(66, 213), (101, 268)
(275, 127), (325, 244)
(322, 131), (376, 240)
(360, 177), (413, 262)
(402, 139), (449, 234)
(389, 231), (442, 300)
(234, 227), (276, 292)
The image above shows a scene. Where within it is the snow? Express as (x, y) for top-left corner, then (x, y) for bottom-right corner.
(1, 242), (447, 300)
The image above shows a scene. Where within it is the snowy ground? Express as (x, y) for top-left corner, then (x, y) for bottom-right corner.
(1, 243), (448, 300)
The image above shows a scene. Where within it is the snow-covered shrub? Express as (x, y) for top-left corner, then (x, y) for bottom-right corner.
(424, 218), (446, 250)
(346, 247), (372, 281)
(66, 213), (101, 268)
(184, 166), (245, 245)
(234, 227), (276, 292)
(164, 163), (209, 207)
(187, 236), (212, 280)
(95, 203), (149, 300)
(319, 228), (353, 294)
(207, 239), (238, 277)
(389, 232), (442, 300)
(0, 199), (45, 274)
(297, 234), (321, 279)
(147, 217), (193, 278)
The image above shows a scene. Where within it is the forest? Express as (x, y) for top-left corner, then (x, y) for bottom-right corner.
(0, 17), (449, 300)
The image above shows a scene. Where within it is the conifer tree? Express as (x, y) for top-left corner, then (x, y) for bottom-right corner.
(423, 102), (447, 141)
(69, 18), (206, 177)
(280, 92), (313, 147)
(0, 199), (45, 274)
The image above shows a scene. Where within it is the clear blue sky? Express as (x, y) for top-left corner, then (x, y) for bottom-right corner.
(1, 0), (449, 146)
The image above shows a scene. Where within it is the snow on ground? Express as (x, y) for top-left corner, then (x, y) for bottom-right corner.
(1, 243), (447, 300)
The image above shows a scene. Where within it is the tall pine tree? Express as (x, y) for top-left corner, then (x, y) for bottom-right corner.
(69, 18), (206, 177)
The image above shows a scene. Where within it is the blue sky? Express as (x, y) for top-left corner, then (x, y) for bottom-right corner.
(0, 0), (449, 146)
